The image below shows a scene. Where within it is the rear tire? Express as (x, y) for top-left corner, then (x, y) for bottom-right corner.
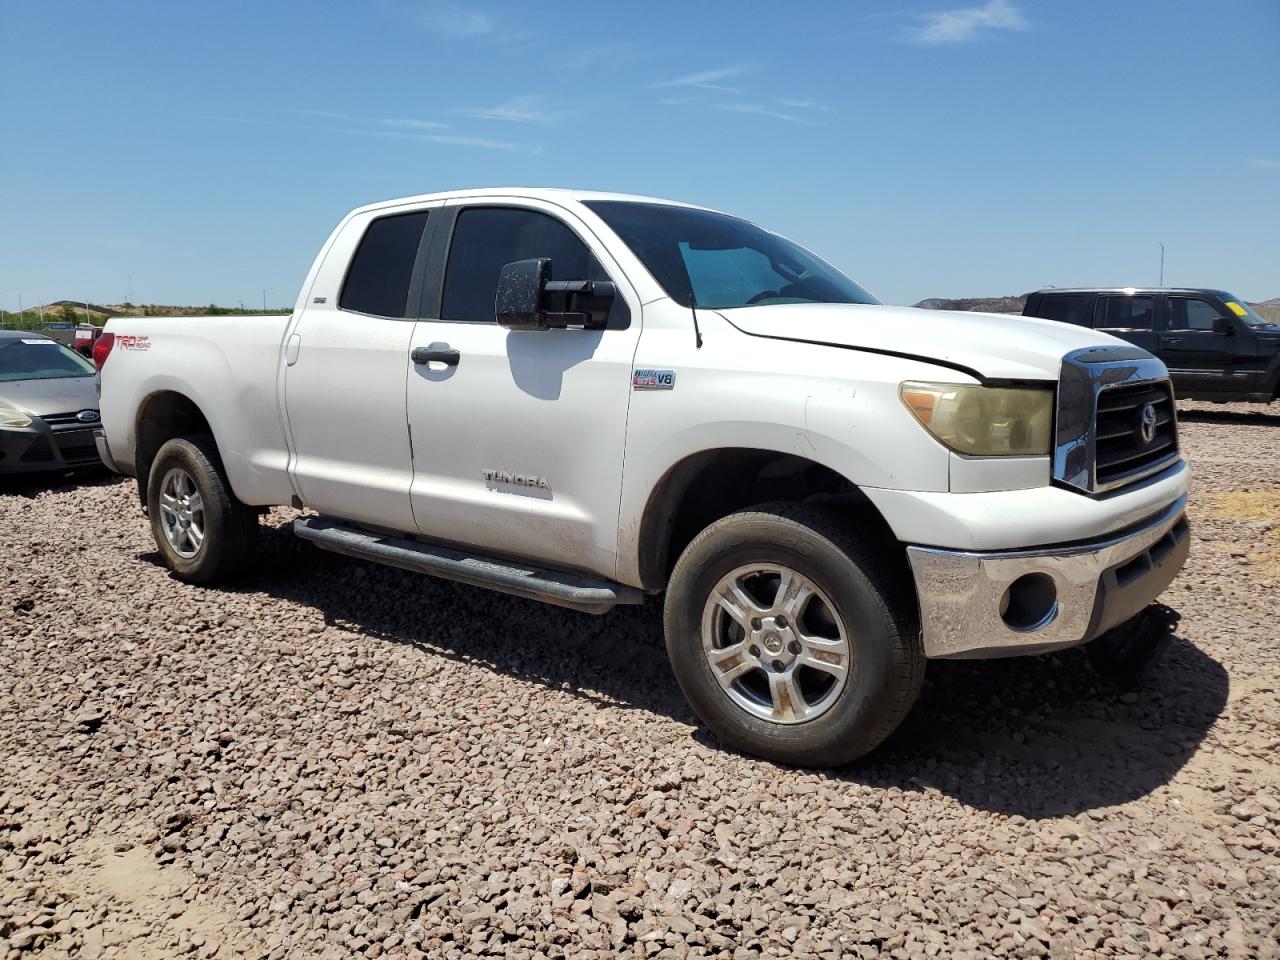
(147, 435), (257, 584)
(663, 503), (924, 767)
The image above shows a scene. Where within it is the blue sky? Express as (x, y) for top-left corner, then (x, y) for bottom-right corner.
(1, 0), (1277, 310)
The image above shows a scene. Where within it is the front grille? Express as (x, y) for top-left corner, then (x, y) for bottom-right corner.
(1053, 346), (1182, 496)
(52, 429), (100, 464)
(43, 410), (99, 431)
(1094, 380), (1179, 489)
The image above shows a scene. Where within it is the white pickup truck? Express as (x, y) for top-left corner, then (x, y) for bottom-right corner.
(95, 188), (1190, 766)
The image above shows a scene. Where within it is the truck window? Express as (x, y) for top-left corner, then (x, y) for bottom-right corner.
(1168, 297), (1224, 331)
(339, 210), (430, 318)
(1033, 294), (1091, 327)
(1094, 295), (1154, 332)
(442, 208), (610, 323)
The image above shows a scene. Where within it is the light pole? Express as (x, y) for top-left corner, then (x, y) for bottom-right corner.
(262, 288), (274, 312)
(1158, 242), (1165, 288)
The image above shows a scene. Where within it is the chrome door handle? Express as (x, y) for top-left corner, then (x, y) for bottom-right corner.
(1162, 337), (1183, 344)
(411, 343), (460, 366)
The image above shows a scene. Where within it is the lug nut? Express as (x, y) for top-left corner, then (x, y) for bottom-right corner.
(772, 659), (785, 672)
(749, 645), (760, 658)
(752, 618), (762, 630)
(776, 616), (788, 628)
(788, 640), (802, 654)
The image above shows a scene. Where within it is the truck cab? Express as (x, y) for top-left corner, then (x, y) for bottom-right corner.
(1023, 287), (1280, 403)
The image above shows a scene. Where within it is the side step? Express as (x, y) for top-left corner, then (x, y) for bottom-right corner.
(292, 517), (645, 615)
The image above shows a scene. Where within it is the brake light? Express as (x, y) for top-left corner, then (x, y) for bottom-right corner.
(92, 332), (116, 370)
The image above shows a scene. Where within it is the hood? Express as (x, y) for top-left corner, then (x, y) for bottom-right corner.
(0, 375), (99, 418)
(718, 302), (1134, 381)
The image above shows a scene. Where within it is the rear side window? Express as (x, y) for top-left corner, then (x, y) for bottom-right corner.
(1168, 297), (1224, 331)
(1095, 295), (1155, 331)
(442, 207), (612, 323)
(1032, 294), (1091, 327)
(339, 210), (430, 318)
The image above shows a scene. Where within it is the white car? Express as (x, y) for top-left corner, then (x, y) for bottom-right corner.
(94, 189), (1189, 766)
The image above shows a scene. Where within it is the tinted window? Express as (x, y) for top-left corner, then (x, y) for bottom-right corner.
(339, 211), (429, 318)
(1033, 294), (1091, 327)
(1168, 297), (1224, 331)
(442, 208), (610, 322)
(585, 200), (877, 310)
(1095, 295), (1154, 331)
(0, 338), (96, 382)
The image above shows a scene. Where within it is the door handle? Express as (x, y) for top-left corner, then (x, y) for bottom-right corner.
(1162, 337), (1183, 344)
(411, 343), (460, 366)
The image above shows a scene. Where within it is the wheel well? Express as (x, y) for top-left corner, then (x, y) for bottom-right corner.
(636, 449), (901, 590)
(134, 392), (213, 505)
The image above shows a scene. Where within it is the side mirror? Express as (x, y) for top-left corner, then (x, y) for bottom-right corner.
(495, 258), (550, 330)
(496, 258), (615, 331)
(1212, 316), (1235, 336)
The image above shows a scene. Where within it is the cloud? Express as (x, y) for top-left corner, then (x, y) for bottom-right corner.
(713, 103), (815, 125)
(1249, 158), (1280, 171)
(650, 66), (747, 93)
(379, 117), (451, 130)
(415, 0), (493, 36)
(907, 0), (1028, 44)
(774, 98), (834, 113)
(330, 126), (533, 152)
(460, 95), (552, 124)
(294, 109), (350, 120)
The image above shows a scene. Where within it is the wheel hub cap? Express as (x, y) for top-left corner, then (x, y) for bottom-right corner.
(157, 467), (205, 559)
(701, 564), (852, 725)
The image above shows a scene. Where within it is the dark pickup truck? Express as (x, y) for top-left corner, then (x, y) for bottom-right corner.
(1024, 288), (1280, 403)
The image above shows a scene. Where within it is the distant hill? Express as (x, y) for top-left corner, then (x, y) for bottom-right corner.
(0, 302), (291, 329)
(912, 295), (1028, 314)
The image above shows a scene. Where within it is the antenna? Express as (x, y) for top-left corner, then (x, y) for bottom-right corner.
(688, 289), (703, 349)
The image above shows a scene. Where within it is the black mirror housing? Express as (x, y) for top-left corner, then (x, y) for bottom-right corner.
(1212, 315), (1235, 336)
(496, 258), (552, 331)
(495, 258), (615, 331)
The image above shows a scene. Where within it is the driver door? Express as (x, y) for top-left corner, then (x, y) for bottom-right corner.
(405, 200), (641, 579)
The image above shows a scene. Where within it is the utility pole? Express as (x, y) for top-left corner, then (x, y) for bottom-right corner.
(1159, 242), (1165, 288)
(262, 287), (273, 312)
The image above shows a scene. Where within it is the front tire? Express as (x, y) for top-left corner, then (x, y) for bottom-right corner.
(147, 435), (257, 584)
(663, 503), (924, 767)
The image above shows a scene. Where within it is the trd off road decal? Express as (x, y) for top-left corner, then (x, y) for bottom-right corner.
(632, 369), (675, 390)
(116, 334), (151, 350)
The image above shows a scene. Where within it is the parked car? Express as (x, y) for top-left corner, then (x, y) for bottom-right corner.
(0, 330), (103, 473)
(1023, 288), (1280, 403)
(73, 323), (105, 357)
(94, 189), (1190, 766)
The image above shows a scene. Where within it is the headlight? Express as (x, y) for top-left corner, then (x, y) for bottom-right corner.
(0, 405), (33, 429)
(900, 381), (1052, 456)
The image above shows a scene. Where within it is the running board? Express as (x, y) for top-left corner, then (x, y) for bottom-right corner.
(292, 517), (645, 615)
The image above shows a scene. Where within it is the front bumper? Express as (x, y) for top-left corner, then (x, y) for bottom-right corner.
(907, 496), (1189, 659)
(0, 423), (103, 474)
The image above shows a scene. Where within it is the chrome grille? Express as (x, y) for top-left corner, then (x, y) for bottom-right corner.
(1053, 346), (1181, 495)
(42, 410), (99, 431)
(1094, 381), (1178, 488)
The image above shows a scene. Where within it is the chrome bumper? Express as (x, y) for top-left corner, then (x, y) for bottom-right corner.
(906, 496), (1189, 659)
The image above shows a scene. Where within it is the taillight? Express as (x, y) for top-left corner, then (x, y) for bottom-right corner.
(92, 332), (116, 370)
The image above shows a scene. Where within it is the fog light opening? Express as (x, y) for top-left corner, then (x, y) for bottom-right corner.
(1000, 572), (1059, 632)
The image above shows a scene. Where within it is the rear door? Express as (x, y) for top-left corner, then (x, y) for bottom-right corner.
(404, 199), (641, 579)
(1160, 294), (1258, 396)
(1092, 293), (1158, 354)
(282, 202), (441, 532)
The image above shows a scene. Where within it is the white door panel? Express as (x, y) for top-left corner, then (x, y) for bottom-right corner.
(407, 323), (634, 577)
(405, 199), (641, 579)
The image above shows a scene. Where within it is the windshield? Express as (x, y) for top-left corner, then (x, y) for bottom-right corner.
(1221, 294), (1270, 327)
(0, 337), (96, 382)
(584, 200), (878, 310)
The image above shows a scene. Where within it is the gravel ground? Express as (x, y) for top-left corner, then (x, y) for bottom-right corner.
(2, 402), (1278, 959)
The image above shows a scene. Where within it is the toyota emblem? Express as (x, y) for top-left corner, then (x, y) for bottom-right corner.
(1138, 403), (1157, 444)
